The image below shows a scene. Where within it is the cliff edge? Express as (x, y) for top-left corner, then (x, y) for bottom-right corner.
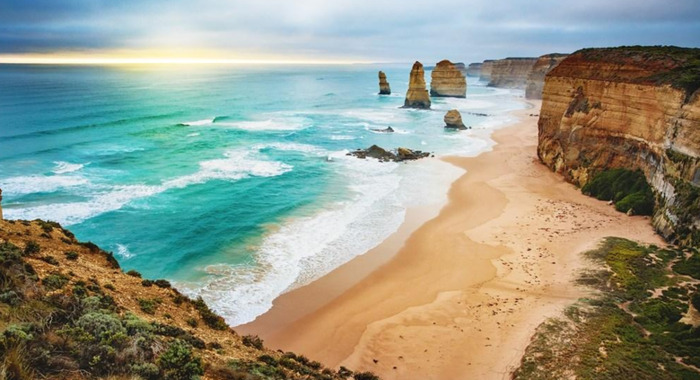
(525, 53), (568, 99)
(537, 46), (700, 245)
(489, 57), (538, 89)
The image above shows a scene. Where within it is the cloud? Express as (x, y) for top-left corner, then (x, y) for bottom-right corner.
(0, 0), (699, 62)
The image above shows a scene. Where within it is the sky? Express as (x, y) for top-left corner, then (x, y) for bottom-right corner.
(1, 0), (699, 64)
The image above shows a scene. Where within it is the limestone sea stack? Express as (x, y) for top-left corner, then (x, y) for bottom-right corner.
(525, 53), (568, 99)
(403, 61), (431, 109)
(537, 46), (700, 245)
(430, 60), (467, 98)
(378, 71), (391, 95)
(444, 109), (467, 130)
(454, 62), (468, 77)
(467, 62), (482, 77)
(479, 60), (495, 82)
(488, 57), (538, 88)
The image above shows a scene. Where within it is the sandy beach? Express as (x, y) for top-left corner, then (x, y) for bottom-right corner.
(238, 99), (665, 379)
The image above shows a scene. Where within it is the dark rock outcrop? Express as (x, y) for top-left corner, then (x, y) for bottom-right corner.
(430, 60), (467, 98)
(479, 60), (495, 82)
(525, 54), (568, 99)
(444, 109), (467, 130)
(537, 46), (700, 246)
(378, 71), (391, 95)
(489, 57), (538, 88)
(403, 62), (431, 109)
(348, 145), (430, 162)
(371, 126), (395, 133)
(467, 62), (482, 77)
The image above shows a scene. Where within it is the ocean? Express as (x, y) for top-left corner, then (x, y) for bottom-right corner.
(0, 64), (524, 325)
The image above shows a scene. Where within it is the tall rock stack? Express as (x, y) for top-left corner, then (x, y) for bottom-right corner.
(430, 60), (467, 98)
(403, 61), (431, 109)
(444, 109), (467, 130)
(454, 62), (468, 77)
(488, 57), (538, 88)
(378, 71), (391, 95)
(479, 60), (495, 82)
(525, 53), (568, 99)
(467, 62), (482, 77)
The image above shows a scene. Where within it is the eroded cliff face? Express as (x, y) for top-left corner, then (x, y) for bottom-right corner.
(537, 47), (700, 245)
(430, 60), (467, 98)
(525, 54), (568, 99)
(378, 70), (391, 95)
(404, 61), (431, 109)
(467, 62), (482, 77)
(489, 57), (538, 89)
(479, 60), (495, 82)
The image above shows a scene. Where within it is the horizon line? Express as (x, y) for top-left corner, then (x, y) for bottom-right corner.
(0, 56), (391, 65)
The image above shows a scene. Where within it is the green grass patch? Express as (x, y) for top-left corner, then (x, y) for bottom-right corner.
(582, 169), (655, 216)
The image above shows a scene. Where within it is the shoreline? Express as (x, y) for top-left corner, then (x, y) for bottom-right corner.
(238, 99), (665, 379)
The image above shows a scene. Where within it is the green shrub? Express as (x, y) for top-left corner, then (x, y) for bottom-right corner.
(192, 297), (228, 330)
(131, 362), (161, 380)
(23, 241), (40, 255)
(158, 340), (203, 380)
(126, 270), (142, 278)
(582, 169), (654, 216)
(142, 279), (154, 287)
(691, 292), (700, 313)
(354, 371), (380, 380)
(64, 251), (79, 260)
(154, 279), (171, 288)
(138, 298), (161, 315)
(242, 335), (264, 350)
(42, 273), (69, 290)
(40, 255), (59, 265)
(103, 283), (116, 291)
(186, 318), (198, 328)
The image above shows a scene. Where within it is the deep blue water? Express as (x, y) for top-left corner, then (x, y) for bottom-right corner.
(0, 64), (524, 324)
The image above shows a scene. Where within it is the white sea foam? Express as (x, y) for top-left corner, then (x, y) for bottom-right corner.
(180, 118), (215, 126)
(178, 150), (466, 326)
(329, 135), (355, 140)
(5, 149), (292, 225)
(116, 244), (134, 259)
(52, 161), (86, 174)
(186, 132), (200, 137)
(214, 117), (310, 131)
(1, 174), (90, 196)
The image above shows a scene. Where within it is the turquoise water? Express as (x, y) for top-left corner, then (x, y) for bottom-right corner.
(0, 64), (524, 324)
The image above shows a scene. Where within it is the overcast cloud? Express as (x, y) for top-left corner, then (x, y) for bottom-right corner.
(0, 0), (699, 62)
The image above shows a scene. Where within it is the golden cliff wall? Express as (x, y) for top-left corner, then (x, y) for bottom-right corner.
(479, 60), (495, 82)
(537, 47), (700, 245)
(525, 54), (568, 99)
(488, 57), (537, 88)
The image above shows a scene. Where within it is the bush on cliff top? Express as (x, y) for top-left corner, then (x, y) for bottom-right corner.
(582, 169), (655, 216)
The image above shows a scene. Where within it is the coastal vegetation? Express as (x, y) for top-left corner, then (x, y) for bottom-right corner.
(0, 219), (375, 380)
(582, 169), (655, 216)
(513, 238), (700, 379)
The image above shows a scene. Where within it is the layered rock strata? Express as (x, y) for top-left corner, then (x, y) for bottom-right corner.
(378, 71), (391, 95)
(467, 62), (482, 77)
(430, 60), (467, 98)
(479, 60), (495, 82)
(403, 61), (431, 109)
(444, 109), (467, 129)
(488, 57), (538, 88)
(454, 62), (468, 77)
(537, 46), (700, 245)
(525, 54), (568, 99)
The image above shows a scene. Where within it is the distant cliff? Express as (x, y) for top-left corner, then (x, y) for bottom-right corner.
(488, 57), (538, 89)
(537, 46), (700, 246)
(467, 63), (482, 77)
(525, 54), (568, 99)
(479, 60), (495, 82)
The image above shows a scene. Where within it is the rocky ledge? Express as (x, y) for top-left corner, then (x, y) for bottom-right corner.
(348, 145), (431, 162)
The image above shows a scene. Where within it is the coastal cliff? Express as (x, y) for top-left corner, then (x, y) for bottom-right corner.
(525, 53), (568, 99)
(0, 217), (370, 379)
(430, 60), (467, 98)
(378, 71), (391, 95)
(479, 60), (495, 82)
(403, 61), (431, 109)
(488, 57), (538, 88)
(467, 62), (482, 77)
(537, 46), (700, 245)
